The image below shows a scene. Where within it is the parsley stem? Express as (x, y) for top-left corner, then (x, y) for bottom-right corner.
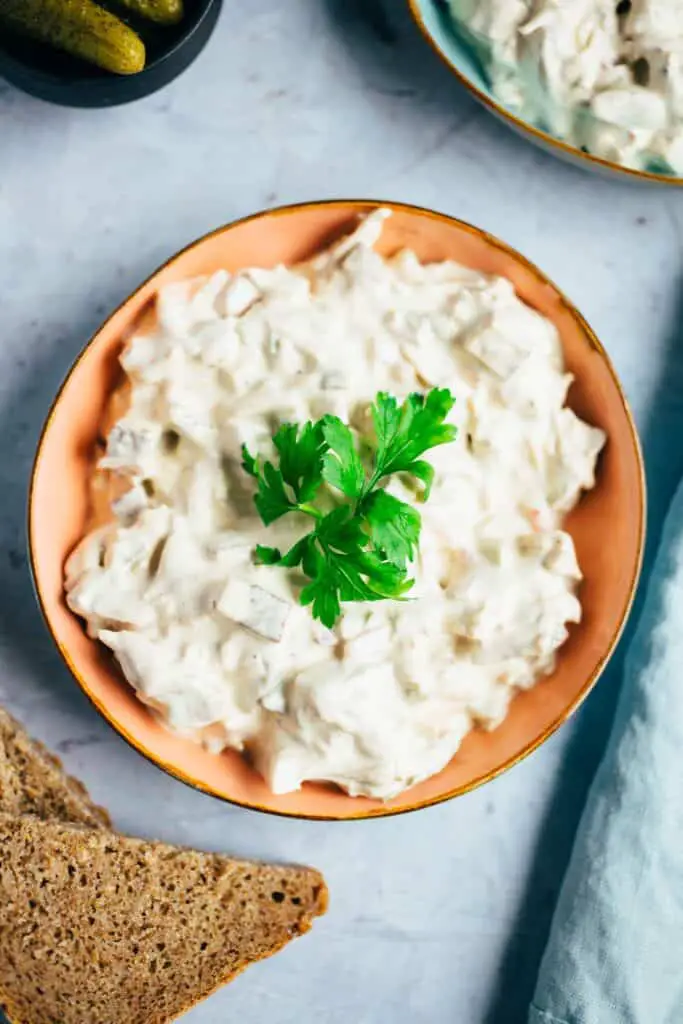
(358, 465), (386, 508)
(298, 503), (324, 519)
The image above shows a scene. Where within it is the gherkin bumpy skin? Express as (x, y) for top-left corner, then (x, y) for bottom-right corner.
(0, 0), (146, 75)
(113, 0), (184, 26)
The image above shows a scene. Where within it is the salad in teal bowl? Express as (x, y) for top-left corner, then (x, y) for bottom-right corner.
(409, 0), (683, 185)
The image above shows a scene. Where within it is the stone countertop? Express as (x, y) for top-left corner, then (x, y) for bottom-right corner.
(1, 2), (682, 1022)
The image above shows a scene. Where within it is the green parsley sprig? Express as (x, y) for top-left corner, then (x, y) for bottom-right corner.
(241, 388), (457, 628)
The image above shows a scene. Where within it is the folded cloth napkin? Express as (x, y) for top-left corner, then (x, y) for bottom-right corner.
(529, 478), (683, 1024)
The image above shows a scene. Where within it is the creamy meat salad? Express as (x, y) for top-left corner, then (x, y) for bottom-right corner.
(449, 0), (683, 173)
(65, 210), (605, 800)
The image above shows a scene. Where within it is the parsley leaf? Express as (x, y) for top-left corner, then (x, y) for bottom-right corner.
(321, 416), (365, 499)
(362, 490), (421, 568)
(254, 544), (283, 565)
(256, 535), (313, 571)
(299, 568), (343, 631)
(241, 445), (258, 478)
(273, 421), (326, 503)
(241, 446), (296, 525)
(242, 387), (457, 626)
(370, 388), (457, 498)
(241, 421), (326, 524)
(299, 509), (413, 628)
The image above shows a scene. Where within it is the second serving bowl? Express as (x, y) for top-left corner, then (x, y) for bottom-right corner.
(408, 0), (683, 186)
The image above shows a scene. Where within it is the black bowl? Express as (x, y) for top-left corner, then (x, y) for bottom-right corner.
(0, 0), (221, 107)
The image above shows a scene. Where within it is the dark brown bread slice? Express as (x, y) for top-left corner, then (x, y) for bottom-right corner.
(0, 730), (8, 785)
(0, 708), (110, 828)
(0, 813), (328, 1024)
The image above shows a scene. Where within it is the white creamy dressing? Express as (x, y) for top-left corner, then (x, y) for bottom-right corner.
(449, 0), (683, 172)
(65, 210), (605, 800)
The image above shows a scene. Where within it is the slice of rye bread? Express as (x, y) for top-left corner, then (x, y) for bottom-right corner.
(0, 708), (110, 828)
(0, 814), (328, 1024)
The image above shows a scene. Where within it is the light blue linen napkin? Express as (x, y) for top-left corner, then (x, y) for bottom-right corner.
(529, 479), (683, 1024)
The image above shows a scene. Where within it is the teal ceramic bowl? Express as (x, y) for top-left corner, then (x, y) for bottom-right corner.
(408, 0), (683, 186)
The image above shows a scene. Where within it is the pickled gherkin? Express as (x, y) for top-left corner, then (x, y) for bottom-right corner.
(0, 0), (146, 75)
(112, 0), (184, 26)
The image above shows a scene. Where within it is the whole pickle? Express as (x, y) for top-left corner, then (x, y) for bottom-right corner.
(112, 0), (184, 26)
(0, 0), (146, 75)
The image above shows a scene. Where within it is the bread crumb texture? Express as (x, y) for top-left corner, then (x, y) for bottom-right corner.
(0, 710), (110, 828)
(0, 814), (327, 1024)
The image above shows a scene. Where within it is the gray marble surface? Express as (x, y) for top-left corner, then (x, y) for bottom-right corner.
(1, 2), (683, 1022)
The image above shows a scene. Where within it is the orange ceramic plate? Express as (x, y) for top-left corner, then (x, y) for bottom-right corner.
(29, 200), (645, 820)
